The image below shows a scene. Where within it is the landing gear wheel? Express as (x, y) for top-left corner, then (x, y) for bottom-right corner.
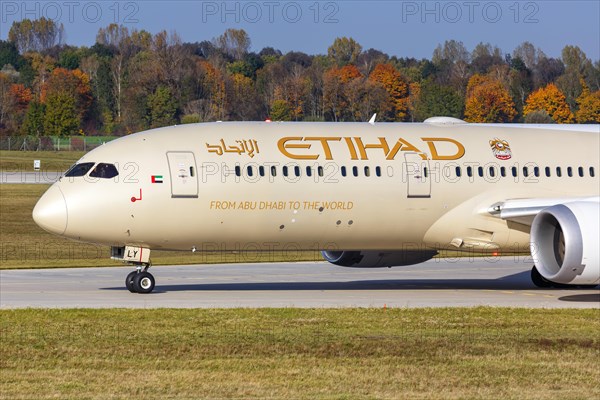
(125, 271), (138, 293)
(133, 271), (155, 294)
(531, 266), (554, 288)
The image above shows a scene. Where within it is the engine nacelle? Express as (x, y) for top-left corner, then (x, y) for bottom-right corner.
(321, 250), (438, 268)
(530, 201), (600, 285)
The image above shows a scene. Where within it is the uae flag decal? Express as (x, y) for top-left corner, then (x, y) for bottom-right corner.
(151, 175), (163, 183)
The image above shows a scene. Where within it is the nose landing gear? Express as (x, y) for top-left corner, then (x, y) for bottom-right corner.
(125, 264), (155, 294)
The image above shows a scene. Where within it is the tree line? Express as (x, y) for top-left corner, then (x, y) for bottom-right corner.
(1, 18), (599, 137)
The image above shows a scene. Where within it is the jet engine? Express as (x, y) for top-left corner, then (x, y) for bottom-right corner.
(530, 201), (600, 285)
(321, 250), (438, 268)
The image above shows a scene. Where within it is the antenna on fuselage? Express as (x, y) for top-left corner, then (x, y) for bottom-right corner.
(368, 114), (377, 125)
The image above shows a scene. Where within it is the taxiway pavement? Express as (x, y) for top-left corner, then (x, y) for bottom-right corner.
(1, 258), (598, 308)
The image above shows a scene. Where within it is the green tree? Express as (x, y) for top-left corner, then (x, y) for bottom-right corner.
(44, 93), (79, 136)
(413, 80), (463, 121)
(146, 86), (177, 128)
(22, 101), (45, 136)
(0, 40), (22, 69)
(328, 37), (362, 66)
(270, 99), (292, 121)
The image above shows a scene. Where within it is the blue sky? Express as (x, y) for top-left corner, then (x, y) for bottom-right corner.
(1, 1), (598, 60)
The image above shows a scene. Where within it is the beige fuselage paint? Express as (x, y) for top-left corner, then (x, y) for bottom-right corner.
(54, 122), (599, 254)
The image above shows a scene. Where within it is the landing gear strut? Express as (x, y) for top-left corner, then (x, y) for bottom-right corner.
(125, 263), (155, 294)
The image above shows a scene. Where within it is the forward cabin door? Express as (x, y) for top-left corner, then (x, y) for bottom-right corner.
(404, 153), (431, 198)
(166, 151), (198, 198)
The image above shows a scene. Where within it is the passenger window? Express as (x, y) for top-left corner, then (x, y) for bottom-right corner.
(534, 167), (540, 177)
(271, 166), (277, 177)
(511, 166), (518, 177)
(424, 167), (429, 178)
(545, 167), (551, 177)
(467, 166), (473, 177)
(478, 167), (483, 177)
(353, 166), (358, 177)
(523, 167), (529, 177)
(341, 166), (347, 177)
(283, 166), (288, 177)
(500, 167), (506, 177)
(294, 166), (301, 177)
(364, 166), (370, 177)
(456, 167), (461, 177)
(89, 163), (119, 179)
(375, 167), (382, 177)
(567, 167), (573, 177)
(306, 166), (312, 177)
(590, 167), (595, 177)
(489, 167), (495, 177)
(578, 167), (584, 177)
(318, 166), (324, 177)
(556, 167), (562, 177)
(235, 166), (241, 177)
(259, 166), (265, 177)
(65, 162), (96, 177)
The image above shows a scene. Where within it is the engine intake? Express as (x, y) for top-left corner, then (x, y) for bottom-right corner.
(321, 250), (438, 268)
(530, 201), (599, 285)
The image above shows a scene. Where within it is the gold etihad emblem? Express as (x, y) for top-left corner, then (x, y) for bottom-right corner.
(206, 139), (260, 158)
(278, 137), (465, 161)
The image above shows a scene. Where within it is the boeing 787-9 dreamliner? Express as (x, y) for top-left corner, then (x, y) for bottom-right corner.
(33, 117), (599, 293)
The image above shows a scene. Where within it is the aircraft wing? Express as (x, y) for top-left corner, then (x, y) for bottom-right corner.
(489, 196), (600, 226)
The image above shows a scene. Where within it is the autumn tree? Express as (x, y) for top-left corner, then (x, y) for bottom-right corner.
(42, 68), (93, 122)
(464, 75), (516, 123)
(323, 65), (362, 121)
(0, 73), (15, 131)
(524, 83), (574, 123)
(213, 29), (251, 61)
(368, 64), (409, 121)
(8, 18), (64, 53)
(575, 83), (600, 123)
(228, 73), (260, 120)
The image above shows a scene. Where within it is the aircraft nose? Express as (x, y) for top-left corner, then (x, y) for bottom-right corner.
(32, 185), (67, 235)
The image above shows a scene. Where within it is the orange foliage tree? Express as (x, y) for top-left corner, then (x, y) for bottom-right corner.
(523, 83), (574, 123)
(198, 60), (226, 120)
(323, 65), (363, 121)
(9, 84), (33, 112)
(41, 68), (92, 120)
(368, 64), (409, 121)
(464, 74), (516, 123)
(575, 83), (600, 123)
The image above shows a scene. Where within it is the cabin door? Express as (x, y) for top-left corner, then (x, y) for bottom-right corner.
(166, 151), (198, 198)
(404, 153), (431, 198)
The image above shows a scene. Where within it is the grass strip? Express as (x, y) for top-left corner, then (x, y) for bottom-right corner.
(0, 151), (85, 172)
(0, 308), (598, 399)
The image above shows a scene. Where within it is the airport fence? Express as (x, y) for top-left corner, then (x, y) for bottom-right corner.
(0, 136), (118, 151)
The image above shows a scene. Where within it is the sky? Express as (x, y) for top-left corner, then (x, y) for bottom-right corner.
(0, 0), (598, 60)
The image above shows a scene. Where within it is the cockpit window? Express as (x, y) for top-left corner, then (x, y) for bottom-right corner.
(65, 162), (95, 177)
(90, 163), (119, 179)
